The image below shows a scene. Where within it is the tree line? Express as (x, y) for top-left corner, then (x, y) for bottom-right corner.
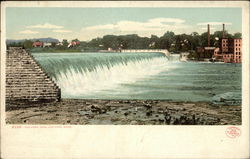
(7, 31), (242, 53)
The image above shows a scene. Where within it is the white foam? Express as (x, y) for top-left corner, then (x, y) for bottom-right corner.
(53, 57), (176, 97)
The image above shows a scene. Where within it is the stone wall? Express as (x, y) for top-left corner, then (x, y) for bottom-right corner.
(6, 47), (61, 102)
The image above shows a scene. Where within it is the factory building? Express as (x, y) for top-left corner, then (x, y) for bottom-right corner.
(213, 24), (242, 63)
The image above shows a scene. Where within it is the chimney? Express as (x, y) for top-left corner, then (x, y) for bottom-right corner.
(207, 24), (210, 47)
(222, 23), (225, 38)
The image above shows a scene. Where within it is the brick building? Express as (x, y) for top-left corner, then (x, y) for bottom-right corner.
(213, 24), (242, 63)
(196, 24), (216, 60)
(214, 38), (242, 63)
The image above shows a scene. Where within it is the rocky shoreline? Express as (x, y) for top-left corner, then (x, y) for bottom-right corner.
(5, 99), (241, 125)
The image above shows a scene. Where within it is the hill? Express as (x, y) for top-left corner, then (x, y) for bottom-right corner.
(6, 37), (60, 44)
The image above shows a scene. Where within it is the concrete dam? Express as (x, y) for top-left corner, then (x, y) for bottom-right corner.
(6, 47), (61, 103)
(121, 49), (170, 57)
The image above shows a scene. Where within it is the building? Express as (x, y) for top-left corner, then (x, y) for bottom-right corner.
(180, 52), (190, 62)
(43, 42), (52, 47)
(68, 41), (80, 48)
(196, 23), (242, 63)
(196, 24), (216, 60)
(32, 41), (43, 47)
(56, 42), (63, 46)
(213, 24), (242, 63)
(220, 38), (242, 63)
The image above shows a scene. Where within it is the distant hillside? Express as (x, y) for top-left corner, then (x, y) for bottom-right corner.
(6, 37), (60, 44)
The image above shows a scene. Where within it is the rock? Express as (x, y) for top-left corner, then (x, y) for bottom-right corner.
(110, 101), (119, 104)
(134, 107), (138, 111)
(158, 110), (164, 113)
(78, 111), (89, 116)
(86, 102), (92, 105)
(90, 105), (101, 113)
(192, 114), (196, 124)
(158, 119), (164, 123)
(100, 109), (107, 114)
(130, 121), (138, 124)
(130, 101), (136, 104)
(220, 97), (225, 102)
(47, 110), (57, 113)
(146, 111), (152, 116)
(165, 116), (171, 124)
(144, 104), (152, 109)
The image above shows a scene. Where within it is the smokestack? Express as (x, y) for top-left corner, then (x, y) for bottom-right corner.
(222, 23), (225, 38)
(207, 24), (210, 47)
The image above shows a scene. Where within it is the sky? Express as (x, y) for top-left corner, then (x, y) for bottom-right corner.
(6, 7), (242, 41)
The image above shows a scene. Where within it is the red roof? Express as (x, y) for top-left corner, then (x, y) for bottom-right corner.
(32, 42), (43, 46)
(71, 41), (80, 46)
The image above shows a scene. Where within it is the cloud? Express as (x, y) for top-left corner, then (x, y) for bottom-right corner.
(19, 30), (39, 34)
(83, 18), (189, 32)
(148, 18), (185, 24)
(27, 23), (64, 29)
(80, 18), (191, 40)
(197, 22), (232, 26)
(53, 29), (72, 33)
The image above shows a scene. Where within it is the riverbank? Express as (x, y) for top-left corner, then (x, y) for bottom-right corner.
(5, 99), (241, 125)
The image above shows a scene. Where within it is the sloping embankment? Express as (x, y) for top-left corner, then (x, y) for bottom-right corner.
(6, 47), (61, 109)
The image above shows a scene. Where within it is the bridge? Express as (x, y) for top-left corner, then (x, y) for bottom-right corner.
(121, 49), (170, 57)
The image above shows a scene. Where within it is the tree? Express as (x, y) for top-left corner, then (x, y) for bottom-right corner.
(62, 39), (69, 47)
(51, 42), (57, 47)
(190, 32), (201, 50)
(159, 31), (175, 49)
(72, 38), (80, 42)
(233, 32), (242, 38)
(23, 40), (33, 49)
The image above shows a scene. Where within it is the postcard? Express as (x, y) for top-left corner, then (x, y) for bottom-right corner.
(1, 1), (249, 158)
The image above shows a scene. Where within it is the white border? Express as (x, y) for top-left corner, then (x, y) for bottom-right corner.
(1, 1), (249, 158)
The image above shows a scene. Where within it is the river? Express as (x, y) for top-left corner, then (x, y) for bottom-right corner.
(32, 52), (241, 105)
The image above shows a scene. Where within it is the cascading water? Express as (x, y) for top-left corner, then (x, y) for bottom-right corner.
(33, 52), (241, 104)
(33, 52), (174, 98)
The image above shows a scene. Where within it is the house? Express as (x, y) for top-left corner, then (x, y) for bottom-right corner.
(56, 42), (63, 46)
(32, 41), (43, 47)
(68, 41), (80, 48)
(43, 42), (52, 47)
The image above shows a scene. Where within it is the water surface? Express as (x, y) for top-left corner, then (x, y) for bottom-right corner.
(33, 52), (241, 104)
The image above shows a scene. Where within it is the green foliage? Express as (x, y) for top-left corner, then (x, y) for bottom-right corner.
(233, 32), (242, 38)
(62, 39), (69, 47)
(23, 40), (33, 49)
(7, 30), (241, 53)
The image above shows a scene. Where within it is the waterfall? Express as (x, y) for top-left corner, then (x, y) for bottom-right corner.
(33, 52), (172, 98)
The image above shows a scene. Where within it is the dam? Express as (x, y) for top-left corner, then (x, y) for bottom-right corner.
(6, 47), (61, 104)
(121, 49), (170, 56)
(31, 51), (241, 104)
